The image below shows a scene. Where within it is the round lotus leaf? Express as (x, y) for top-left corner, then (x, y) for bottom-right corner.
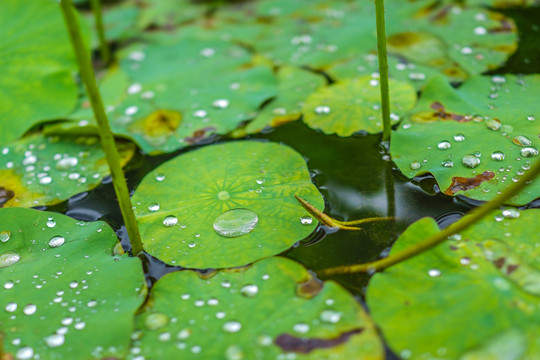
(244, 66), (327, 135)
(302, 76), (417, 136)
(367, 208), (540, 359)
(0, 133), (135, 208)
(132, 141), (324, 268)
(131, 257), (383, 359)
(0, 207), (146, 359)
(0, 0), (79, 145)
(391, 75), (540, 205)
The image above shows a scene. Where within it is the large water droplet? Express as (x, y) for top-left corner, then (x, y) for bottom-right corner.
(16, 347), (34, 360)
(520, 147), (538, 158)
(491, 151), (505, 161)
(428, 269), (441, 277)
(314, 105), (331, 114)
(163, 216), (178, 227)
(512, 135), (532, 147)
(320, 310), (341, 324)
(223, 321), (242, 333)
(145, 313), (169, 330)
(441, 160), (454, 168)
(49, 236), (65, 248)
(212, 99), (230, 109)
(462, 155), (480, 168)
(410, 161), (421, 170)
(299, 216), (313, 225)
(437, 141), (451, 150)
(453, 134), (466, 142)
(45, 334), (65, 347)
(213, 209), (258, 238)
(485, 118), (501, 131)
(293, 323), (310, 333)
(240, 284), (259, 297)
(148, 203), (160, 212)
(56, 157), (78, 170)
(502, 208), (520, 219)
(0, 252), (21, 268)
(0, 230), (11, 242)
(217, 191), (230, 201)
(23, 304), (37, 315)
(5, 302), (17, 312)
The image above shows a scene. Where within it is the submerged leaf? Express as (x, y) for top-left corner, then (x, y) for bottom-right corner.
(367, 209), (540, 359)
(0, 208), (146, 359)
(132, 141), (324, 268)
(391, 74), (540, 205)
(131, 257), (383, 359)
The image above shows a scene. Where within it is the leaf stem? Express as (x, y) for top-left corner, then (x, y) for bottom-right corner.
(60, 0), (143, 255)
(375, 0), (391, 141)
(320, 158), (540, 276)
(89, 0), (111, 65)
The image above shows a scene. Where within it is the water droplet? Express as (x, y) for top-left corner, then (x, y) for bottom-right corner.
(223, 321), (242, 333)
(520, 147), (538, 158)
(148, 203), (160, 212)
(240, 284), (259, 297)
(462, 155), (480, 168)
(293, 323), (310, 333)
(453, 134), (466, 142)
(69, 281), (78, 289)
(49, 236), (65, 248)
(16, 347), (34, 360)
(299, 216), (313, 225)
(212, 99), (230, 109)
(441, 159), (454, 168)
(45, 334), (65, 347)
(177, 329), (191, 340)
(193, 110), (207, 118)
(74, 322), (86, 330)
(201, 48), (215, 57)
(23, 304), (37, 315)
(428, 269), (441, 277)
(320, 310), (341, 324)
(87, 300), (98, 307)
(502, 208), (520, 219)
(527, 115), (535, 121)
(39, 176), (52, 185)
(474, 26), (487, 35)
(145, 313), (169, 330)
(213, 209), (258, 238)
(225, 345), (244, 360)
(221, 280), (231, 288)
(217, 191), (230, 201)
(437, 141), (451, 150)
(485, 118), (501, 131)
(512, 135), (532, 147)
(491, 151), (505, 161)
(56, 157), (78, 170)
(5, 302), (17, 312)
(0, 252), (21, 268)
(314, 105), (331, 114)
(410, 161), (421, 170)
(155, 173), (166, 182)
(4, 281), (14, 289)
(0, 231), (11, 242)
(158, 332), (171, 342)
(163, 216), (179, 227)
(127, 83), (142, 94)
(125, 106), (138, 116)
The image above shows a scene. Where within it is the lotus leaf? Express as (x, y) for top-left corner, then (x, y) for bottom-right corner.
(367, 209), (540, 359)
(131, 257), (383, 359)
(0, 133), (135, 208)
(302, 76), (417, 136)
(0, 207), (146, 359)
(132, 141), (324, 268)
(391, 74), (540, 205)
(0, 0), (79, 145)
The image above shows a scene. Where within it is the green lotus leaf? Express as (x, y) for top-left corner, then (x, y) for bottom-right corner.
(0, 207), (146, 359)
(367, 208), (540, 359)
(244, 66), (327, 135)
(132, 141), (324, 268)
(85, 3), (140, 49)
(135, 0), (209, 30)
(0, 0), (80, 145)
(0, 132), (135, 208)
(302, 76), (417, 136)
(391, 74), (540, 205)
(131, 257), (383, 359)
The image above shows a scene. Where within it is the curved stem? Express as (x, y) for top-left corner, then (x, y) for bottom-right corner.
(320, 158), (540, 276)
(375, 0), (391, 141)
(89, 0), (111, 65)
(60, 0), (143, 255)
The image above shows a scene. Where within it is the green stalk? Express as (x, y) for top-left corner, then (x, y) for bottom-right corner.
(60, 0), (143, 255)
(89, 0), (111, 65)
(375, 0), (391, 141)
(320, 158), (540, 276)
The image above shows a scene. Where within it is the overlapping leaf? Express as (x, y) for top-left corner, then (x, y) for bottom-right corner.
(0, 208), (146, 359)
(0, 133), (135, 208)
(367, 209), (540, 359)
(132, 141), (324, 268)
(391, 74), (540, 205)
(131, 257), (383, 359)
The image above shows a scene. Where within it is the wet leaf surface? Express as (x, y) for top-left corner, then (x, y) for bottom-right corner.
(132, 141), (324, 268)
(131, 257), (383, 359)
(367, 209), (540, 360)
(0, 132), (135, 208)
(391, 74), (540, 205)
(0, 208), (146, 359)
(0, 0), (79, 145)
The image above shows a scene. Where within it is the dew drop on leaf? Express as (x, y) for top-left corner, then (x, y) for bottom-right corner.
(213, 209), (258, 238)
(16, 347), (34, 360)
(240, 284), (259, 297)
(437, 141), (451, 150)
(491, 151), (505, 161)
(428, 269), (441, 277)
(163, 216), (179, 227)
(222, 321), (242, 333)
(45, 334), (65, 348)
(442, 160), (454, 168)
(410, 161), (421, 170)
(462, 155), (480, 168)
(520, 147), (538, 158)
(48, 236), (65, 248)
(299, 216), (313, 225)
(5, 302), (17, 312)
(502, 208), (520, 219)
(453, 134), (466, 142)
(0, 230), (11, 242)
(145, 313), (169, 330)
(320, 310), (341, 324)
(0, 252), (21, 268)
(314, 105), (331, 114)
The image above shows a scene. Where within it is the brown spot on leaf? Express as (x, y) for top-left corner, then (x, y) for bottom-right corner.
(387, 32), (421, 47)
(275, 329), (363, 354)
(493, 257), (506, 269)
(444, 171), (495, 196)
(296, 276), (324, 299)
(185, 127), (216, 145)
(0, 187), (15, 208)
(506, 264), (519, 275)
(429, 102), (470, 122)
